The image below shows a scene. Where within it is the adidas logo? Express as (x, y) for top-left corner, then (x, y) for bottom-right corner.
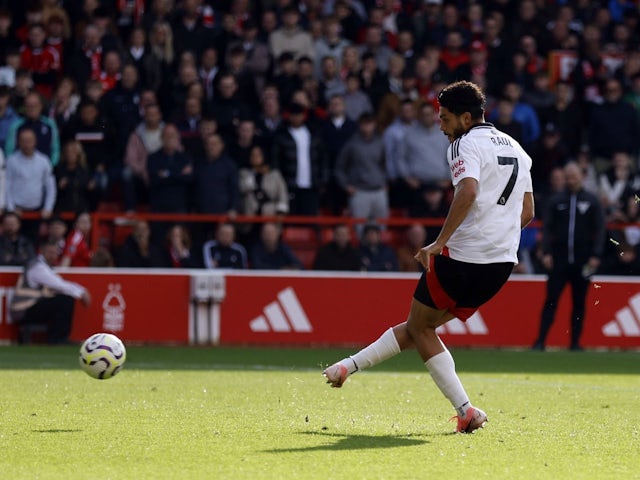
(601, 293), (640, 337)
(249, 287), (313, 333)
(436, 312), (488, 335)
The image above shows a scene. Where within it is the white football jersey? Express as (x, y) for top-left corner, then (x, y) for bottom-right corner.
(445, 123), (533, 264)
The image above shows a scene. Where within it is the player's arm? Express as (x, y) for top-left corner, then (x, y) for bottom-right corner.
(521, 191), (534, 229)
(414, 177), (477, 270)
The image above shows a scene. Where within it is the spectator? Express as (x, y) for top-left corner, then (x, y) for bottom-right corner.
(317, 55), (346, 108)
(44, 9), (72, 75)
(0, 85), (18, 149)
(172, 94), (202, 145)
(598, 151), (639, 222)
(575, 147), (599, 196)
(10, 239), (90, 344)
(408, 183), (449, 236)
(210, 72), (251, 142)
(321, 94), (358, 214)
(396, 223), (427, 273)
(67, 24), (104, 92)
(45, 215), (67, 264)
(0, 212), (35, 266)
(60, 211), (92, 267)
(239, 144), (288, 218)
(5, 91), (60, 166)
(250, 222), (303, 270)
(122, 103), (165, 212)
(357, 24), (393, 73)
(5, 128), (56, 222)
(530, 123), (571, 195)
(62, 99), (115, 200)
(228, 119), (260, 169)
(171, 0), (213, 58)
(198, 46), (220, 104)
(271, 102), (327, 216)
(54, 140), (95, 212)
(147, 124), (194, 214)
(148, 20), (175, 100)
(439, 30), (470, 81)
(268, 6), (314, 63)
(273, 52), (302, 108)
(194, 133), (239, 215)
(395, 29), (417, 74)
(225, 44), (260, 112)
(125, 26), (161, 92)
(335, 112), (388, 236)
(588, 77), (640, 172)
(98, 50), (123, 93)
(340, 44), (361, 79)
(489, 81), (541, 149)
(48, 77), (80, 133)
(522, 71), (555, 117)
(202, 223), (248, 269)
(383, 53), (406, 97)
(89, 246), (114, 267)
(383, 99), (416, 207)
(540, 81), (585, 155)
(313, 224), (361, 271)
(237, 20), (270, 97)
(156, 224), (197, 268)
(0, 10), (20, 66)
(358, 51), (389, 111)
(100, 63), (142, 155)
(314, 15), (350, 77)
(19, 22), (61, 99)
(115, 220), (160, 268)
(453, 40), (488, 85)
(492, 96), (525, 145)
(359, 223), (399, 272)
(396, 102), (451, 209)
(255, 86), (283, 152)
(343, 73), (373, 122)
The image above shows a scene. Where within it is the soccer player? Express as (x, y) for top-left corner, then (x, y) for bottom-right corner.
(323, 81), (535, 433)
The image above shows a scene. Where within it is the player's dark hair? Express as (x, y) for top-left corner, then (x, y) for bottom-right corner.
(437, 80), (486, 119)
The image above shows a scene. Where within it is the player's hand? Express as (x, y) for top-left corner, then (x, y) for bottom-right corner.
(80, 291), (92, 308)
(414, 241), (444, 272)
(41, 209), (52, 220)
(542, 254), (553, 271)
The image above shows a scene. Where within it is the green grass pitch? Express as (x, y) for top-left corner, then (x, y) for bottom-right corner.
(0, 345), (638, 480)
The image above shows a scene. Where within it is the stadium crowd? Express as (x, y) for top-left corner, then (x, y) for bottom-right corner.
(0, 0), (640, 274)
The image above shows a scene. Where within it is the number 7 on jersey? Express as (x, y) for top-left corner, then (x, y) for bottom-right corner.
(496, 156), (519, 205)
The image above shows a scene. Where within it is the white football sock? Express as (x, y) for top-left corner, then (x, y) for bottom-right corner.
(339, 327), (401, 374)
(425, 349), (471, 417)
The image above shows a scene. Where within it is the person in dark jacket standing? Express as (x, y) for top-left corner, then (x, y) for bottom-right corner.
(533, 162), (605, 351)
(147, 124), (193, 214)
(271, 103), (327, 215)
(194, 133), (239, 215)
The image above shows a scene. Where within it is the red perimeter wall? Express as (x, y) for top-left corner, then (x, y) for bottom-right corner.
(1, 269), (639, 349)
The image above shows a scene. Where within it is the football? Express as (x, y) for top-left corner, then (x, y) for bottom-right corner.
(79, 333), (127, 380)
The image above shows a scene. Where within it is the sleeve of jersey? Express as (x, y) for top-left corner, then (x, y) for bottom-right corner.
(448, 137), (480, 187)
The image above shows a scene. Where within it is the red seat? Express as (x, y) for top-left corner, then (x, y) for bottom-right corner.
(282, 227), (318, 246)
(294, 248), (317, 270)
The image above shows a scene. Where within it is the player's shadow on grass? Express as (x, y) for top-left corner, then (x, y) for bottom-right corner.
(264, 430), (430, 453)
(32, 429), (83, 433)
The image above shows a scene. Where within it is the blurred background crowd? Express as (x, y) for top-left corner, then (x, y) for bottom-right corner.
(0, 0), (639, 274)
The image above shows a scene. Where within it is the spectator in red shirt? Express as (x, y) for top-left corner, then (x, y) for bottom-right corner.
(20, 23), (61, 99)
(60, 211), (92, 267)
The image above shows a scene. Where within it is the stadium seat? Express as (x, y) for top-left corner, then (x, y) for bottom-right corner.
(282, 226), (319, 247)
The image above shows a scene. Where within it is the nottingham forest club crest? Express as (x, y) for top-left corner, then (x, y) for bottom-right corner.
(102, 284), (126, 332)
